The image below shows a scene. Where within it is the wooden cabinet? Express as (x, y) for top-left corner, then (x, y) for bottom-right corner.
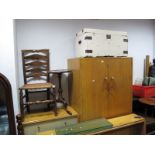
(68, 57), (132, 121)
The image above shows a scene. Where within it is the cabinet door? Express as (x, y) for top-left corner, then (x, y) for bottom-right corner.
(107, 58), (132, 118)
(80, 58), (95, 121)
(80, 58), (109, 121)
(93, 58), (109, 118)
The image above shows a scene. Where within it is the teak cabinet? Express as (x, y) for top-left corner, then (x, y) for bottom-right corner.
(68, 57), (132, 121)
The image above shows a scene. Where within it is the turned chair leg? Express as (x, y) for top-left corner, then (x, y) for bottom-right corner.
(16, 114), (24, 135)
(25, 90), (30, 113)
(47, 88), (51, 110)
(62, 99), (72, 115)
(51, 87), (58, 116)
(19, 89), (24, 118)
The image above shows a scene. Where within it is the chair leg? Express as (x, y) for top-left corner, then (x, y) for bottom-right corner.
(25, 90), (30, 113)
(47, 88), (50, 99)
(19, 89), (24, 117)
(61, 99), (72, 115)
(55, 96), (72, 115)
(47, 88), (51, 110)
(26, 105), (30, 113)
(25, 90), (29, 102)
(51, 87), (58, 116)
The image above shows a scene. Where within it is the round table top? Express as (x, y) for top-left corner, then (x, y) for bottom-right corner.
(139, 98), (155, 106)
(49, 69), (71, 74)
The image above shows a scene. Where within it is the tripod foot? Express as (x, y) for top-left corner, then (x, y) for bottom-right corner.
(66, 110), (72, 115)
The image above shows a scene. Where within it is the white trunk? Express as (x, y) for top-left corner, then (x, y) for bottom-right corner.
(75, 28), (128, 57)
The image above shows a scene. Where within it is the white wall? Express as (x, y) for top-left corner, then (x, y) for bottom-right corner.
(0, 19), (19, 115)
(15, 19), (154, 86)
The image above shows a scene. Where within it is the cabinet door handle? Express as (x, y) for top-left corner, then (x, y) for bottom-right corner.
(109, 76), (115, 93)
(104, 77), (108, 80)
(104, 77), (109, 91)
(111, 76), (114, 80)
(92, 80), (95, 82)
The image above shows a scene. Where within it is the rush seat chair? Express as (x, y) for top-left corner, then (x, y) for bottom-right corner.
(19, 49), (57, 119)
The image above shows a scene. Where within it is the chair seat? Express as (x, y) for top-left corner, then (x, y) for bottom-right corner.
(21, 83), (55, 90)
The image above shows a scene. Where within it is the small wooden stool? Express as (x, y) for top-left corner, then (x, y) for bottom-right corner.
(49, 69), (72, 115)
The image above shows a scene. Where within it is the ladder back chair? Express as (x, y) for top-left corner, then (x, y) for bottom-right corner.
(19, 49), (57, 119)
